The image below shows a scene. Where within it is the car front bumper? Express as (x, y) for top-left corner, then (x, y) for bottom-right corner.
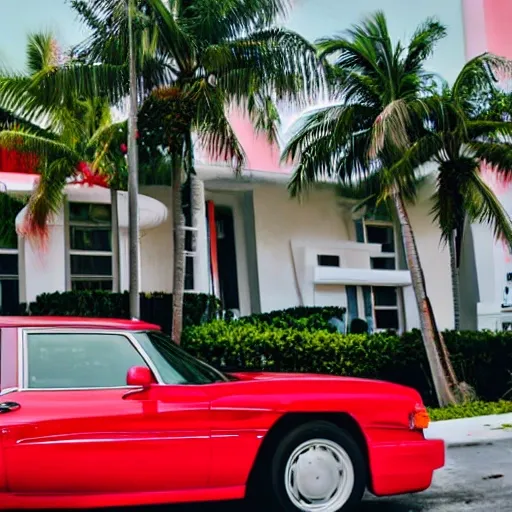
(369, 438), (445, 496)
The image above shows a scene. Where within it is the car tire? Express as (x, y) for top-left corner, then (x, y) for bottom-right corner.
(269, 420), (367, 512)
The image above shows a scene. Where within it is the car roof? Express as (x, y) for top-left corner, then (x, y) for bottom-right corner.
(0, 316), (161, 330)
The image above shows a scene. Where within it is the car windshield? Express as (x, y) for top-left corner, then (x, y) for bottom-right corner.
(134, 330), (230, 385)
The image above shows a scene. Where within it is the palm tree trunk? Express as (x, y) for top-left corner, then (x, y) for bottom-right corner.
(392, 188), (457, 406)
(449, 230), (461, 330)
(171, 153), (185, 344)
(111, 188), (121, 293)
(127, 0), (140, 318)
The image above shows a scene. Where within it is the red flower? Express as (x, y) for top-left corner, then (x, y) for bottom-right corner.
(120, 143), (128, 154)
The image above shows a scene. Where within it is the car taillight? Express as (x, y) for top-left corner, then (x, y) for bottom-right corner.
(409, 405), (430, 430)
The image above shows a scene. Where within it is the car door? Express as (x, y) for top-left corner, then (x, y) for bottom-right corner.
(0, 329), (211, 494)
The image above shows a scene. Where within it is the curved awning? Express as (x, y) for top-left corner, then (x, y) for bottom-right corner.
(0, 172), (168, 232)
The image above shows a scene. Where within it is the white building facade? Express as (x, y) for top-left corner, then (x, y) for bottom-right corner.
(0, 161), (456, 334)
(1, 0), (512, 331)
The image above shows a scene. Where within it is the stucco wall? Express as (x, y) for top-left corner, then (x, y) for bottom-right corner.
(139, 186), (174, 293)
(251, 183), (454, 329)
(251, 184), (350, 312)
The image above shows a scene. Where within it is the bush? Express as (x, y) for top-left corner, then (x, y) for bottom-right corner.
(23, 290), (221, 332)
(182, 322), (512, 407)
(235, 306), (346, 332)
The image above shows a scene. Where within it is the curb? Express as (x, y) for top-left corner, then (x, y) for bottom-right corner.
(424, 412), (512, 448)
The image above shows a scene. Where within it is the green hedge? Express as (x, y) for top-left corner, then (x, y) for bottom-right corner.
(21, 291), (221, 332)
(231, 306), (346, 332)
(18, 293), (344, 335)
(182, 322), (512, 406)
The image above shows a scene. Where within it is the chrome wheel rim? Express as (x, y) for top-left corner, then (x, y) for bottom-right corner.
(284, 438), (355, 512)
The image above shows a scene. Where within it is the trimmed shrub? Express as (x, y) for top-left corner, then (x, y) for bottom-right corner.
(182, 321), (512, 406)
(234, 306), (346, 332)
(22, 290), (221, 332)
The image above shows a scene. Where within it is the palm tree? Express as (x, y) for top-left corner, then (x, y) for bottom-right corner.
(0, 33), (128, 285)
(67, 0), (323, 343)
(282, 11), (460, 406)
(388, 53), (512, 331)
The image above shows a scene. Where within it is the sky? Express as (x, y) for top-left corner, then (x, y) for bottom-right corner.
(0, 0), (467, 136)
(0, 0), (466, 76)
(0, 0), (90, 71)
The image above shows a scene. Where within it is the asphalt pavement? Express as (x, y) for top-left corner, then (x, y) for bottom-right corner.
(116, 438), (512, 512)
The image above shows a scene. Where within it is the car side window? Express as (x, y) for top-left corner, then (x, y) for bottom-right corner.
(25, 332), (149, 389)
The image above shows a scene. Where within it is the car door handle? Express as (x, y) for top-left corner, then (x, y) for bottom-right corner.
(0, 402), (20, 413)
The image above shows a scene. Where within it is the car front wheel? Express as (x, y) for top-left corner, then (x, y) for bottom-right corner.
(270, 421), (367, 512)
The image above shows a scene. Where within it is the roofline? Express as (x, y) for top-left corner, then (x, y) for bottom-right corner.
(196, 163), (293, 184)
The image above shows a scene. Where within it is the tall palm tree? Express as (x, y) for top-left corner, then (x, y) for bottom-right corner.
(0, 33), (127, 287)
(67, 0), (323, 343)
(282, 11), (459, 406)
(388, 53), (512, 330)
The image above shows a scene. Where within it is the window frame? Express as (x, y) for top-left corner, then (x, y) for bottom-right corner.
(363, 220), (397, 261)
(18, 328), (164, 391)
(371, 286), (402, 331)
(65, 201), (115, 292)
(362, 220), (404, 332)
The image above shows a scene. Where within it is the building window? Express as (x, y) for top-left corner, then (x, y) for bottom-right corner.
(318, 254), (340, 267)
(0, 215), (19, 314)
(372, 286), (399, 330)
(364, 222), (397, 271)
(68, 202), (113, 291)
(364, 222), (401, 332)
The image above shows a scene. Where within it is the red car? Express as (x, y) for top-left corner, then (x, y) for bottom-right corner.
(0, 317), (444, 511)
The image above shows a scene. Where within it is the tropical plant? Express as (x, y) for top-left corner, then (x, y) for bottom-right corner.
(69, 0), (323, 343)
(282, 11), (460, 406)
(0, 32), (126, 289)
(385, 53), (512, 330)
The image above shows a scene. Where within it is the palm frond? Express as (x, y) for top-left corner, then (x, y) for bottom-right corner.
(146, 0), (195, 72)
(26, 32), (60, 75)
(465, 170), (512, 243)
(0, 130), (80, 164)
(0, 131), (81, 241)
(213, 28), (325, 107)
(182, 0), (290, 45)
(404, 18), (447, 74)
(194, 82), (246, 172)
(470, 141), (512, 182)
(466, 120), (512, 140)
(247, 92), (281, 145)
(452, 53), (512, 107)
(284, 102), (380, 197)
(21, 158), (77, 243)
(0, 106), (55, 138)
(369, 99), (412, 158)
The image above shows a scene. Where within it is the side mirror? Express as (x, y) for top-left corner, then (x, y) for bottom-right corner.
(126, 366), (153, 388)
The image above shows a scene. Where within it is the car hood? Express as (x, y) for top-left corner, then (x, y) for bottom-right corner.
(227, 371), (421, 401)
(229, 371), (341, 381)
